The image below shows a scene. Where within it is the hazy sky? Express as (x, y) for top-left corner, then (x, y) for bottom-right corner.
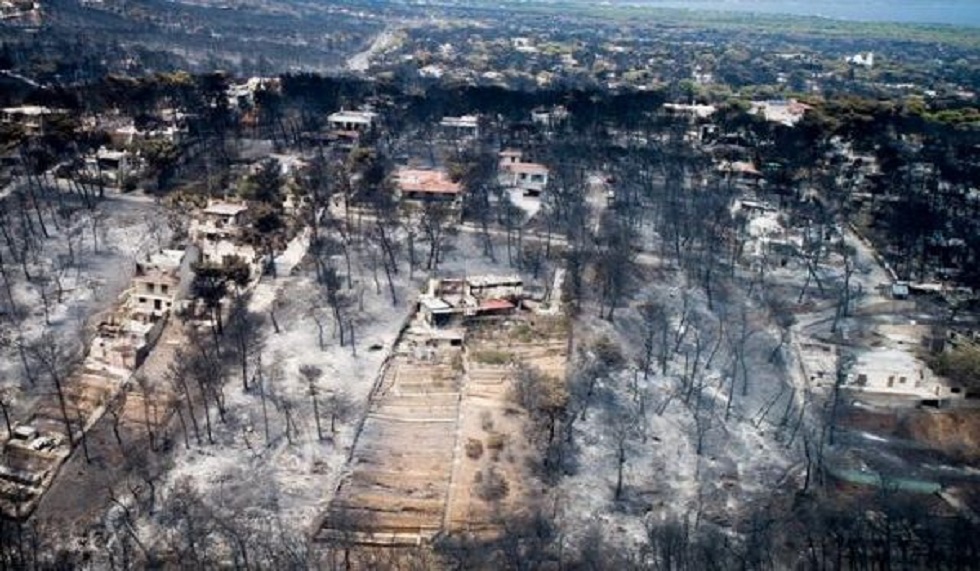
(628, 0), (980, 27)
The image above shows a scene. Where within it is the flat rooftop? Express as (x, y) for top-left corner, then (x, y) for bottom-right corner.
(147, 249), (186, 269)
(327, 110), (378, 124)
(2, 106), (64, 116)
(506, 162), (549, 175)
(440, 115), (479, 128)
(203, 202), (248, 216)
(664, 103), (717, 119)
(467, 275), (522, 287)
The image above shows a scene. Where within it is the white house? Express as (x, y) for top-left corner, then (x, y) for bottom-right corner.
(128, 250), (185, 323)
(663, 103), (717, 120)
(846, 52), (874, 68)
(499, 149), (523, 166)
(0, 106), (66, 134)
(439, 115), (479, 139)
(129, 272), (173, 322)
(192, 201), (248, 242)
(327, 109), (378, 132)
(749, 99), (811, 128)
(530, 105), (569, 128)
(498, 150), (550, 196)
(717, 160), (764, 188)
(503, 163), (549, 196)
(86, 147), (138, 184)
(847, 347), (951, 399)
(190, 201), (259, 270)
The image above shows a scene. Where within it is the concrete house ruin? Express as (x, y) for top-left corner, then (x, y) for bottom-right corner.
(128, 249), (186, 324)
(418, 275), (524, 327)
(439, 115), (480, 139)
(327, 109), (378, 133)
(498, 150), (550, 196)
(846, 347), (959, 401)
(190, 200), (258, 269)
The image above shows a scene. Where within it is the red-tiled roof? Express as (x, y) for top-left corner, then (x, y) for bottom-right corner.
(395, 168), (462, 195)
(479, 299), (515, 311)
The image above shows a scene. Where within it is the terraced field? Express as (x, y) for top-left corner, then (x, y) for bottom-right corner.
(316, 313), (569, 546)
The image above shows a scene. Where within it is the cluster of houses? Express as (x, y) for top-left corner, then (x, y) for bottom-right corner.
(310, 104), (553, 221)
(1, 103), (193, 188)
(0, 247), (189, 518)
(662, 98), (977, 408)
(381, 148), (551, 222)
(81, 109), (190, 187)
(798, 305), (974, 406)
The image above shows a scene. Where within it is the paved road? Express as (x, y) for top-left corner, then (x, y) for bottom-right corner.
(329, 203), (664, 268)
(347, 27), (398, 72)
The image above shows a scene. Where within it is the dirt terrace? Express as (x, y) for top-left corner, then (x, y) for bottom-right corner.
(316, 313), (569, 546)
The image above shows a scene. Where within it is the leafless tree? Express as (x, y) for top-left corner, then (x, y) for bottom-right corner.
(324, 387), (355, 436)
(638, 299), (670, 379)
(418, 201), (456, 272)
(26, 333), (78, 447)
(724, 305), (757, 421)
(298, 364), (324, 440)
(107, 400), (125, 452)
(134, 375), (157, 452)
(0, 389), (13, 438)
(74, 404), (91, 463)
(602, 394), (645, 501)
(315, 265), (355, 347)
(831, 242), (857, 334)
(225, 294), (266, 392)
(167, 349), (202, 446)
(514, 364), (567, 449)
(255, 352), (272, 446)
(594, 210), (637, 321)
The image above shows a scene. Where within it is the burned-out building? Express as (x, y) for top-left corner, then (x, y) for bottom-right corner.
(498, 150), (550, 196)
(190, 200), (258, 269)
(418, 275), (524, 327)
(326, 109), (378, 132)
(128, 249), (186, 323)
(439, 115), (480, 139)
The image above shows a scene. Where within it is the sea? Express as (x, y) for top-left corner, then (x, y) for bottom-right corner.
(633, 0), (980, 27)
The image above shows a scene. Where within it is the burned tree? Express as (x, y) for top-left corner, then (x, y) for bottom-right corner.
(225, 294), (267, 392)
(298, 364), (324, 441)
(191, 256), (251, 337)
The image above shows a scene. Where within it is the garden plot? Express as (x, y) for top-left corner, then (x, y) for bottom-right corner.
(445, 317), (568, 534)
